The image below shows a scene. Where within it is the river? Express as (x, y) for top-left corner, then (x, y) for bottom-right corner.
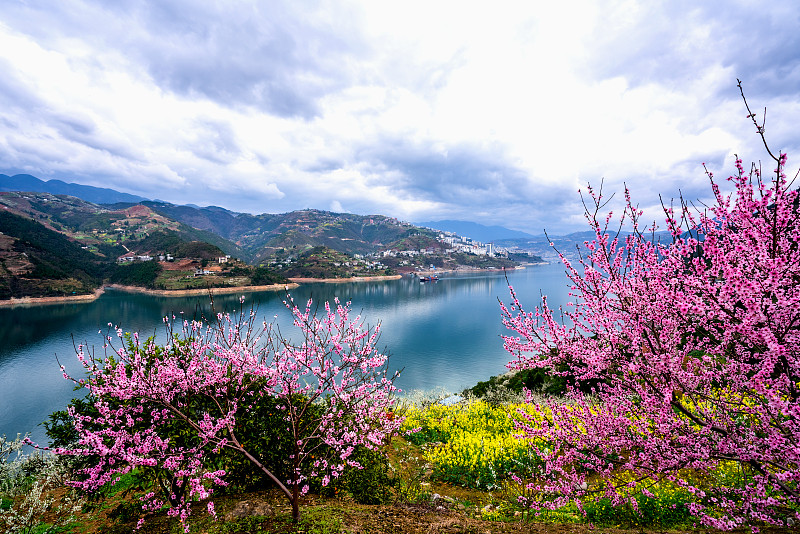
(0, 263), (571, 445)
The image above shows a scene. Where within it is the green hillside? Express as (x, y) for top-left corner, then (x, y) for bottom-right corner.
(275, 246), (394, 279)
(131, 230), (225, 260)
(0, 210), (105, 298)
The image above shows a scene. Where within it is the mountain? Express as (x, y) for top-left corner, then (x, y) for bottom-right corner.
(0, 192), (293, 294)
(146, 204), (426, 263)
(0, 176), (523, 278)
(0, 191), (246, 261)
(0, 174), (149, 204)
(416, 220), (537, 242)
(0, 210), (107, 299)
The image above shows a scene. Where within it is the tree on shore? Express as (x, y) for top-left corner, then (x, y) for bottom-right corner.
(501, 82), (800, 529)
(56, 296), (401, 530)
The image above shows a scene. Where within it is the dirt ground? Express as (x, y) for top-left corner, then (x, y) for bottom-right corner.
(69, 488), (797, 534)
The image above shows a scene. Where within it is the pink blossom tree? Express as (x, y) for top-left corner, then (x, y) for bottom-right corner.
(57, 296), (401, 529)
(501, 82), (800, 529)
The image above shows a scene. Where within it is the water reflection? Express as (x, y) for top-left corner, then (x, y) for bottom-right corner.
(0, 264), (571, 445)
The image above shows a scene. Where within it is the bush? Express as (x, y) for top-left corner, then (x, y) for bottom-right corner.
(318, 446), (395, 505)
(249, 265), (286, 285)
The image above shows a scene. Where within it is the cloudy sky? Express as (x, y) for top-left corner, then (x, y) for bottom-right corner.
(1, 0), (799, 234)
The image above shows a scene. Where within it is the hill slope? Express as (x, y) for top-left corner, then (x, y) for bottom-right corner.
(0, 210), (106, 298)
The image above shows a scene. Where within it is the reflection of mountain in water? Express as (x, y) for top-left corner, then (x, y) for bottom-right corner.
(0, 264), (572, 446)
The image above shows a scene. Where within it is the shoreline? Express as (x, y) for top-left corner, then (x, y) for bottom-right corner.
(412, 265), (531, 276)
(0, 287), (107, 308)
(0, 266), (544, 307)
(0, 283), (299, 307)
(104, 283), (299, 297)
(287, 274), (403, 283)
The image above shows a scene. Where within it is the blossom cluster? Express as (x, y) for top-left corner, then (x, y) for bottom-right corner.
(501, 146), (800, 529)
(58, 296), (402, 529)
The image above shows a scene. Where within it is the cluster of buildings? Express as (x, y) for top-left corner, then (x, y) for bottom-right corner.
(376, 232), (507, 259)
(116, 252), (176, 263)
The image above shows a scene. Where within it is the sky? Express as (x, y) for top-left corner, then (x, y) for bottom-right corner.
(1, 0), (799, 235)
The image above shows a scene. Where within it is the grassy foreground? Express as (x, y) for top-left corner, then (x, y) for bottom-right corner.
(2, 397), (798, 533)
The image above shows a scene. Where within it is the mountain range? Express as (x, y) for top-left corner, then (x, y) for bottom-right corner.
(1, 174), (545, 246)
(0, 174), (149, 204)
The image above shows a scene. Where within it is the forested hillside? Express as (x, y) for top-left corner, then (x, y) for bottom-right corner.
(0, 210), (105, 298)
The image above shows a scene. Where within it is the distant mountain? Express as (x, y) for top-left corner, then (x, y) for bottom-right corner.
(416, 220), (537, 242)
(0, 174), (148, 204)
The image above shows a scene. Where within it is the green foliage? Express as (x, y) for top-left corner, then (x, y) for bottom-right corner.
(208, 507), (344, 534)
(109, 260), (162, 288)
(386, 232), (443, 252)
(174, 240), (224, 260)
(0, 212), (104, 278)
(0, 211), (105, 298)
(77, 213), (125, 232)
(217, 393), (323, 493)
(507, 252), (545, 263)
(464, 368), (570, 399)
(94, 241), (127, 259)
(582, 491), (692, 528)
(276, 246), (394, 279)
(132, 230), (225, 260)
(318, 446), (395, 505)
(249, 266), (287, 286)
(106, 499), (143, 525)
(448, 252), (517, 269)
(208, 515), (271, 534)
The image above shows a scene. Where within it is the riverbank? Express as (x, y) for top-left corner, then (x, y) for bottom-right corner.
(0, 266), (537, 307)
(0, 287), (107, 307)
(0, 283), (298, 307)
(0, 271), (437, 306)
(412, 265), (529, 276)
(287, 274), (403, 283)
(104, 283), (298, 297)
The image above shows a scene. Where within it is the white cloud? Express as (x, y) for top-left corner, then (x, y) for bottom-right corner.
(0, 0), (798, 234)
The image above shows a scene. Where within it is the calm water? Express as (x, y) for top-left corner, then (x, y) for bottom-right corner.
(0, 263), (571, 445)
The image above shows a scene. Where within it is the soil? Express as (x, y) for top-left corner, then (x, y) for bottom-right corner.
(68, 488), (800, 534)
(73, 489), (628, 534)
